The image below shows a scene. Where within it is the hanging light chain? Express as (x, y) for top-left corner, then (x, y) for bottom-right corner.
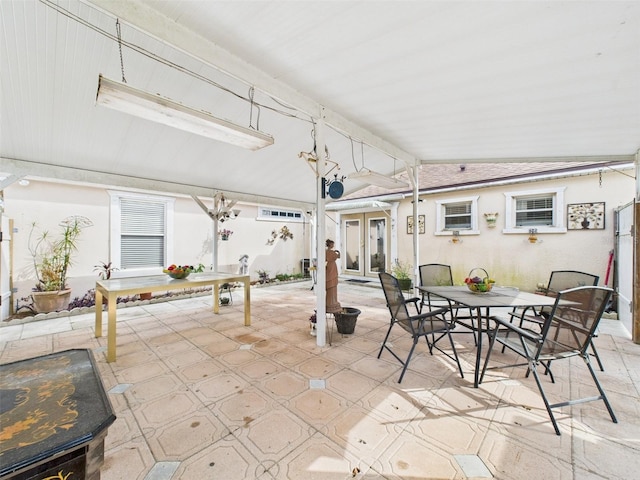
(248, 86), (261, 130)
(116, 19), (127, 83)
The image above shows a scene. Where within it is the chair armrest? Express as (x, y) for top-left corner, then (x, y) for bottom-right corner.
(406, 296), (421, 314)
(410, 306), (449, 321)
(491, 315), (542, 342)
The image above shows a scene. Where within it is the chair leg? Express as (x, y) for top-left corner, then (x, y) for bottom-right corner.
(584, 356), (617, 423)
(398, 338), (419, 383)
(446, 331), (464, 378)
(530, 361), (562, 435)
(479, 327), (499, 384)
(377, 322), (395, 359)
(590, 340), (605, 372)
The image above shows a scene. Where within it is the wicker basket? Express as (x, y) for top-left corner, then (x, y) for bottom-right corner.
(465, 268), (494, 293)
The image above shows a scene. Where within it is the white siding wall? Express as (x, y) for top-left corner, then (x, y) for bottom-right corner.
(396, 170), (634, 292)
(5, 181), (309, 304)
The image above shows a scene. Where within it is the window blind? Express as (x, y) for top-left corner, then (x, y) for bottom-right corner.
(121, 199), (165, 268)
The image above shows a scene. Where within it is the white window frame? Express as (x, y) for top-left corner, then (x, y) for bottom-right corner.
(503, 187), (566, 234)
(108, 191), (175, 275)
(435, 195), (479, 236)
(257, 206), (304, 222)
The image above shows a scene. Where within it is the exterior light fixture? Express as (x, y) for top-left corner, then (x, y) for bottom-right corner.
(348, 168), (409, 189)
(450, 230), (462, 244)
(528, 228), (540, 244)
(96, 75), (274, 150)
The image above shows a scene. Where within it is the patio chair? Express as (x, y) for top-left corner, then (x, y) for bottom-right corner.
(378, 272), (464, 383)
(480, 286), (616, 435)
(509, 270), (603, 370)
(419, 263), (476, 342)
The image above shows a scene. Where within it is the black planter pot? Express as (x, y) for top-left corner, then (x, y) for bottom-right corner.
(398, 278), (412, 291)
(334, 307), (361, 334)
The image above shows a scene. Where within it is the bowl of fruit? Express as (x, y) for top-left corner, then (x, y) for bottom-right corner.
(163, 264), (194, 279)
(464, 268), (496, 293)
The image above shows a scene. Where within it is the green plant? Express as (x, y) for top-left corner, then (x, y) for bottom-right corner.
(256, 269), (270, 284)
(29, 216), (92, 291)
(391, 259), (412, 280)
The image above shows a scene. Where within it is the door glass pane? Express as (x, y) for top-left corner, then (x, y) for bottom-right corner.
(344, 220), (360, 271)
(369, 218), (386, 273)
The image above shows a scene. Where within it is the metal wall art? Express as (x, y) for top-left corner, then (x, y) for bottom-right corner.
(567, 202), (605, 230)
(407, 215), (425, 234)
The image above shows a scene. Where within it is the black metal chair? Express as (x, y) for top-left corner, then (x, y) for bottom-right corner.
(419, 263), (476, 342)
(378, 272), (464, 383)
(509, 270), (603, 370)
(481, 286), (617, 435)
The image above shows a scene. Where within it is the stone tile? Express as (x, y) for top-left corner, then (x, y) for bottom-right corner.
(296, 356), (341, 378)
(276, 432), (361, 479)
(240, 406), (311, 459)
(175, 358), (225, 383)
(219, 348), (260, 367)
(270, 346), (313, 367)
(133, 390), (202, 430)
(146, 407), (227, 460)
(214, 386), (275, 428)
(126, 373), (184, 403)
(325, 368), (379, 403)
(479, 429), (573, 480)
(102, 435), (155, 480)
(290, 389), (346, 427)
(175, 438), (261, 478)
(260, 371), (308, 401)
(193, 371), (249, 404)
(325, 404), (403, 459)
(163, 347), (210, 370)
(375, 430), (464, 479)
(115, 359), (169, 384)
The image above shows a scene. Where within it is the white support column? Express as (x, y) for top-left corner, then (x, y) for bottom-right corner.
(315, 114), (327, 347)
(212, 217), (219, 272)
(412, 165), (420, 290)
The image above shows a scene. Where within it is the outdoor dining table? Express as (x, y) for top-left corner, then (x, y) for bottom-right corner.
(417, 285), (559, 388)
(94, 272), (251, 362)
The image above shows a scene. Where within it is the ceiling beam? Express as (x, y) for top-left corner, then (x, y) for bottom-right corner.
(84, 0), (417, 166)
(420, 155), (636, 165)
(0, 157), (314, 210)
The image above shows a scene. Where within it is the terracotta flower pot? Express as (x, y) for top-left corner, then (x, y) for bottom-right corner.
(31, 289), (72, 313)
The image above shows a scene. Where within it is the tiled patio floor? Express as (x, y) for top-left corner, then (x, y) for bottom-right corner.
(1, 281), (639, 479)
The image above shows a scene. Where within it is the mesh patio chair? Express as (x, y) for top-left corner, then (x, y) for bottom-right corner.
(508, 270), (603, 370)
(378, 272), (464, 383)
(419, 263), (476, 342)
(480, 286), (616, 435)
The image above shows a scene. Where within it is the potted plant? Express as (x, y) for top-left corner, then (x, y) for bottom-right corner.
(28, 216), (92, 313)
(219, 228), (233, 241)
(391, 259), (413, 290)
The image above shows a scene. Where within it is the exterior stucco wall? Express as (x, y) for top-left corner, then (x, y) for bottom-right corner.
(395, 169), (634, 291)
(5, 181), (310, 306)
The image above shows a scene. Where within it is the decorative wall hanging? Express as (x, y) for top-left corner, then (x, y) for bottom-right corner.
(407, 215), (425, 234)
(483, 212), (498, 228)
(567, 202), (605, 230)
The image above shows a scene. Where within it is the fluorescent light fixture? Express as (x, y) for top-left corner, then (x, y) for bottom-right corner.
(96, 75), (274, 150)
(348, 168), (409, 189)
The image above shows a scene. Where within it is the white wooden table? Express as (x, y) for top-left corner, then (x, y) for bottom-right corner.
(95, 272), (251, 362)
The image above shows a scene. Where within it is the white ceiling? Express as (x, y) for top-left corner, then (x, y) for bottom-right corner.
(1, 0), (638, 207)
